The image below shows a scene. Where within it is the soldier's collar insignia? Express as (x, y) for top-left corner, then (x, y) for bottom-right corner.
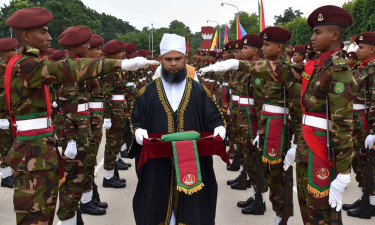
(301, 72), (311, 80)
(334, 82), (345, 94)
(318, 14), (324, 22)
(359, 36), (363, 41)
(263, 33), (267, 39)
(25, 46), (40, 56)
(244, 39), (247, 44)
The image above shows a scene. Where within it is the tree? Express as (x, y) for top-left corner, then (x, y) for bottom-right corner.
(343, 0), (375, 40)
(228, 12), (258, 41)
(117, 31), (149, 51)
(274, 7), (303, 26)
(282, 17), (312, 45)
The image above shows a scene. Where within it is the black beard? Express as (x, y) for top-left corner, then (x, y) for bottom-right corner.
(161, 66), (187, 84)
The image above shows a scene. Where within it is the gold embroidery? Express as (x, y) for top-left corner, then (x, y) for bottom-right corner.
(177, 78), (193, 131)
(136, 85), (146, 97)
(163, 160), (175, 224)
(203, 85), (227, 128)
(156, 78), (174, 132)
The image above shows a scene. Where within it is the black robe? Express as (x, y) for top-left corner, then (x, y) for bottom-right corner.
(128, 77), (225, 225)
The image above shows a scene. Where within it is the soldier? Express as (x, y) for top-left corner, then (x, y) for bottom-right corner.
(56, 25), (107, 222)
(200, 26), (303, 224)
(4, 7), (158, 225)
(0, 37), (18, 188)
(296, 5), (356, 224)
(304, 42), (319, 61)
(102, 40), (128, 188)
(292, 45), (306, 66)
(347, 51), (359, 70)
(343, 32), (375, 218)
(80, 34), (109, 214)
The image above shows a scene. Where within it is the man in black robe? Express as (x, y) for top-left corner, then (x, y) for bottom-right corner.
(128, 33), (226, 225)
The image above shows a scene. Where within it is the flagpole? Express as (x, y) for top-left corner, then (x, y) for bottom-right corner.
(207, 20), (221, 50)
(221, 2), (240, 25)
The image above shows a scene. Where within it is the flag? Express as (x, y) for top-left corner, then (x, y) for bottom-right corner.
(258, 0), (266, 32)
(186, 35), (189, 55)
(236, 13), (247, 39)
(210, 29), (219, 52)
(224, 24), (229, 45)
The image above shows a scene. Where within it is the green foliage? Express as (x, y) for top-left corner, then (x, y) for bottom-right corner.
(274, 7), (303, 26)
(343, 0), (375, 39)
(228, 12), (258, 41)
(282, 17), (312, 45)
(117, 31), (149, 51)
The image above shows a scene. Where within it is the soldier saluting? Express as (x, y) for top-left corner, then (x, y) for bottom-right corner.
(4, 7), (158, 225)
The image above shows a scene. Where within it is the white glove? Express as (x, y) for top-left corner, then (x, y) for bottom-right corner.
(52, 101), (58, 108)
(213, 126), (226, 140)
(135, 128), (148, 145)
(0, 119), (10, 130)
(212, 59), (239, 72)
(103, 118), (112, 129)
(364, 134), (375, 149)
(283, 143), (297, 171)
(252, 135), (260, 148)
(121, 143), (127, 151)
(199, 66), (214, 75)
(64, 140), (77, 159)
(121, 57), (159, 71)
(329, 173), (350, 212)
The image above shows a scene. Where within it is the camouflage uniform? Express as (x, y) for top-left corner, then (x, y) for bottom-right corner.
(84, 78), (104, 193)
(6, 46), (121, 224)
(0, 61), (13, 169)
(102, 71), (127, 171)
(228, 70), (242, 160)
(352, 59), (375, 194)
(238, 58), (303, 217)
(297, 51), (357, 224)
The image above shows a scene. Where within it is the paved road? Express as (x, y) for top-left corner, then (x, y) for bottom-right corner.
(0, 131), (374, 224)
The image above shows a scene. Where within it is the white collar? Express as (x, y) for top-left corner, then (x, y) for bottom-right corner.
(160, 77), (187, 112)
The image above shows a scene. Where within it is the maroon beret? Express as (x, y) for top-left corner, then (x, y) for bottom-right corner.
(347, 51), (358, 59)
(124, 42), (137, 54)
(355, 32), (375, 46)
(341, 49), (347, 58)
(293, 45), (306, 55)
(50, 50), (66, 61)
(242, 34), (263, 49)
(208, 51), (217, 57)
(88, 34), (104, 48)
(58, 25), (92, 47)
(6, 7), (53, 29)
(143, 50), (152, 55)
(216, 52), (223, 59)
(234, 39), (243, 50)
(201, 51), (207, 56)
(307, 5), (353, 28)
(304, 42), (313, 51)
(102, 39), (124, 54)
(0, 38), (19, 51)
(341, 42), (345, 49)
(260, 27), (291, 44)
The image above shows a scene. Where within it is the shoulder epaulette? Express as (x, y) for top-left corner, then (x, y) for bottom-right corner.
(332, 58), (349, 71)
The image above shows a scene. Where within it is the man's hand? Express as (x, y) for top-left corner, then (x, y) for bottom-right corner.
(103, 118), (112, 129)
(64, 140), (77, 159)
(135, 128), (149, 145)
(365, 134), (375, 149)
(213, 126), (226, 140)
(329, 173), (350, 212)
(0, 119), (10, 130)
(283, 144), (297, 171)
(121, 57), (159, 71)
(212, 59), (239, 72)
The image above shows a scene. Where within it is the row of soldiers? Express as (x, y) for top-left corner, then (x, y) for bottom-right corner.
(0, 7), (159, 225)
(190, 5), (375, 224)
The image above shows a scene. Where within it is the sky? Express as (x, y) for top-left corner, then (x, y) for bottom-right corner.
(0, 0), (349, 32)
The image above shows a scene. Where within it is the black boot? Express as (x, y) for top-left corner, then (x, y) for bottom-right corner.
(80, 199), (106, 215)
(77, 208), (85, 225)
(103, 176), (126, 188)
(237, 197), (254, 208)
(347, 204), (375, 218)
(227, 172), (242, 185)
(227, 152), (240, 171)
(242, 201), (266, 215)
(121, 150), (128, 158)
(92, 181), (108, 209)
(343, 199), (361, 211)
(1, 175), (14, 188)
(116, 158), (128, 170)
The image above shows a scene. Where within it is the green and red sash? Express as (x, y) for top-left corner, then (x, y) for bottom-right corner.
(161, 132), (203, 195)
(261, 111), (285, 164)
(139, 132), (230, 195)
(301, 60), (333, 198)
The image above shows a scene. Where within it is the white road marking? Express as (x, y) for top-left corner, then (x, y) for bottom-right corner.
(293, 186), (297, 193)
(94, 158), (104, 177)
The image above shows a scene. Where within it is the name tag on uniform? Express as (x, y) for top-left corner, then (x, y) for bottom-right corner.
(301, 72), (311, 80)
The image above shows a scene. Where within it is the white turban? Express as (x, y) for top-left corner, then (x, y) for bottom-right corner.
(160, 33), (186, 56)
